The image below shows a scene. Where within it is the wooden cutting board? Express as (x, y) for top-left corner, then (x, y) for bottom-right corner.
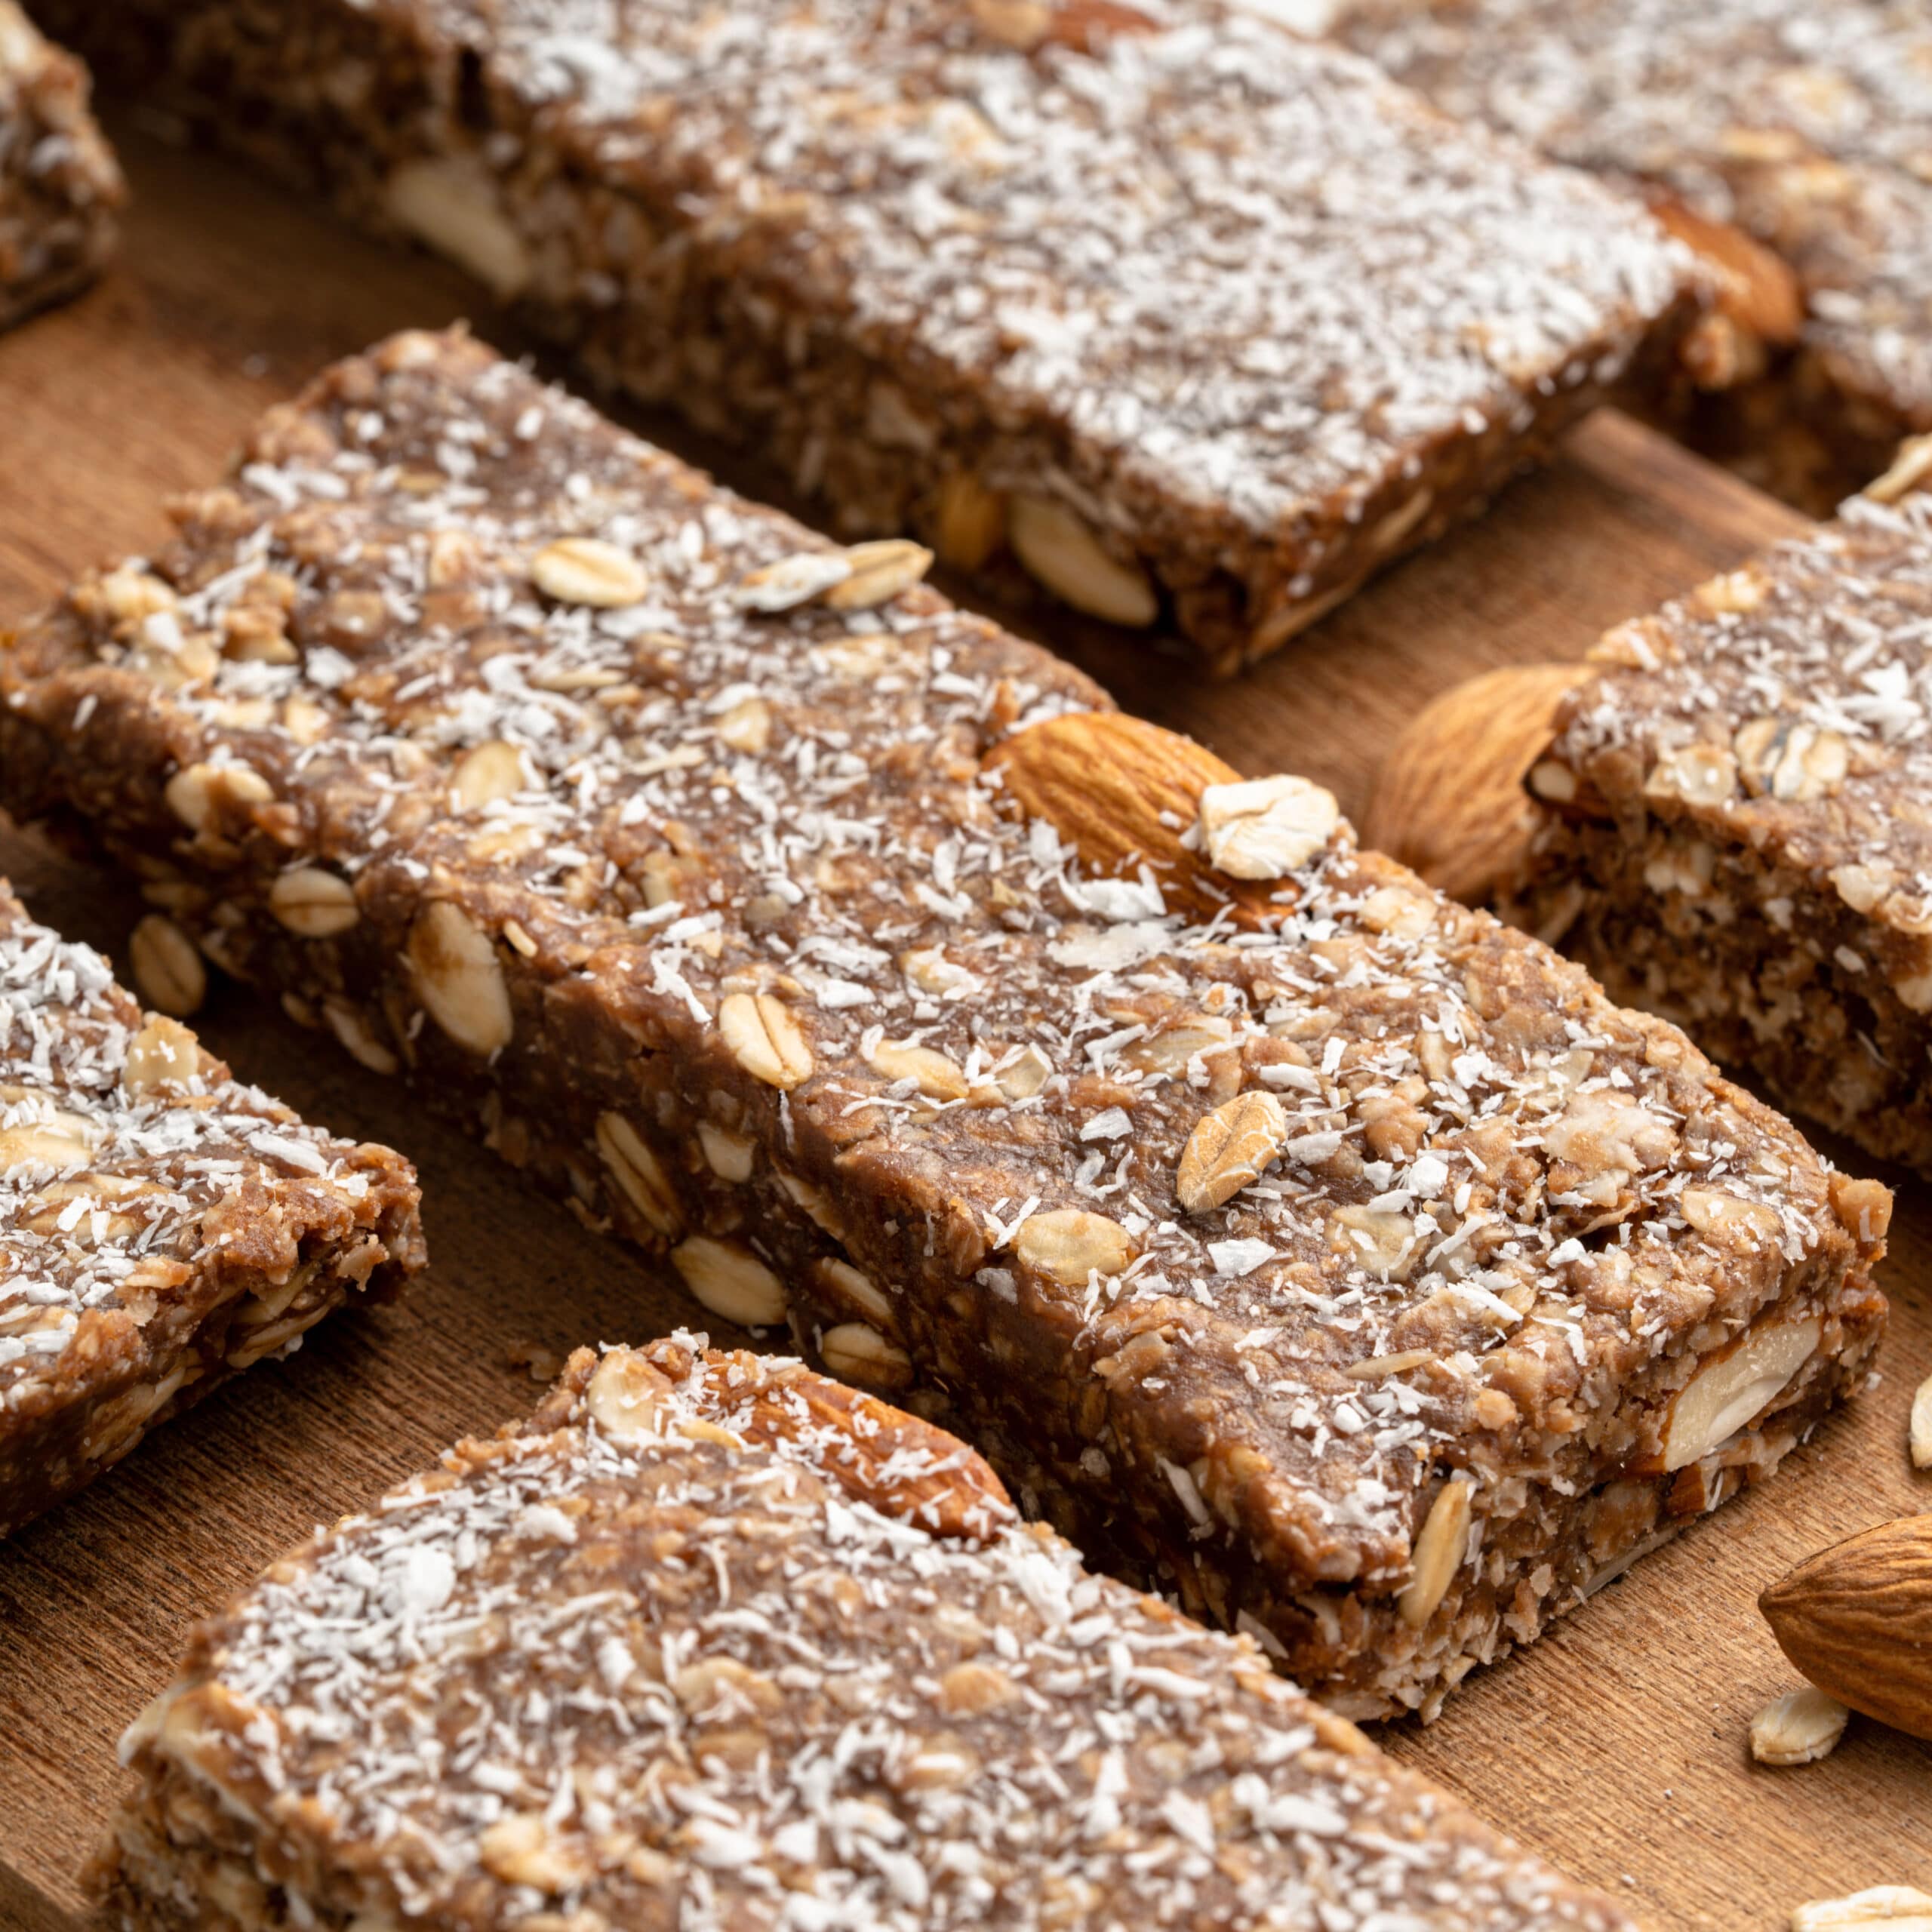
(0, 122), (1925, 1932)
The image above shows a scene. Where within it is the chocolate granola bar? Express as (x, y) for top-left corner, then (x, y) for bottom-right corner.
(28, 0), (1699, 672)
(1502, 462), (1932, 1175)
(0, 331), (1887, 1715)
(0, 879), (423, 1536)
(0, 0), (118, 331)
(91, 1334), (1641, 1932)
(1315, 0), (1932, 511)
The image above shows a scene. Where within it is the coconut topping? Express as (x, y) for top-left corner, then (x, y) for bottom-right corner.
(0, 331), (1878, 1708)
(104, 1337), (1636, 1931)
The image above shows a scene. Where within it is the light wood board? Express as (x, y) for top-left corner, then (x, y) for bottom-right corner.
(0, 122), (1925, 1932)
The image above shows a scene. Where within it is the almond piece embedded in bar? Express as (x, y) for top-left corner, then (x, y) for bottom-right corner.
(29, 0), (1700, 670)
(0, 330), (1886, 1718)
(0, 879), (424, 1536)
(89, 1337), (1645, 1932)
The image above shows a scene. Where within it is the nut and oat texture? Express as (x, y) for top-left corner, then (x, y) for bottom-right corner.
(28, 0), (1700, 672)
(1503, 480), (1932, 1175)
(0, 0), (119, 331)
(89, 1334), (1643, 1932)
(0, 329), (1888, 1716)
(1312, 0), (1932, 512)
(0, 879), (423, 1536)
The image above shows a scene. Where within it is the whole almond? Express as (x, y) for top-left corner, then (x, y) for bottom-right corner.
(1759, 1514), (1932, 1743)
(739, 1364), (1013, 1540)
(1360, 661), (1592, 905)
(1645, 193), (1804, 352)
(986, 712), (1281, 926)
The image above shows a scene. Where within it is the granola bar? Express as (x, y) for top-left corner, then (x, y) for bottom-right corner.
(0, 331), (1887, 1715)
(91, 1334), (1641, 1932)
(0, 0), (119, 331)
(0, 879), (423, 1536)
(1314, 0), (1932, 511)
(1502, 464), (1932, 1175)
(27, 0), (1700, 672)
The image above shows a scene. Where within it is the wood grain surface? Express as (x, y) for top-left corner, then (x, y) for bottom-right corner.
(0, 122), (1925, 1932)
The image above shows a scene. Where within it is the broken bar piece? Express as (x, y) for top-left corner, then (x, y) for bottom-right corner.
(0, 879), (424, 1535)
